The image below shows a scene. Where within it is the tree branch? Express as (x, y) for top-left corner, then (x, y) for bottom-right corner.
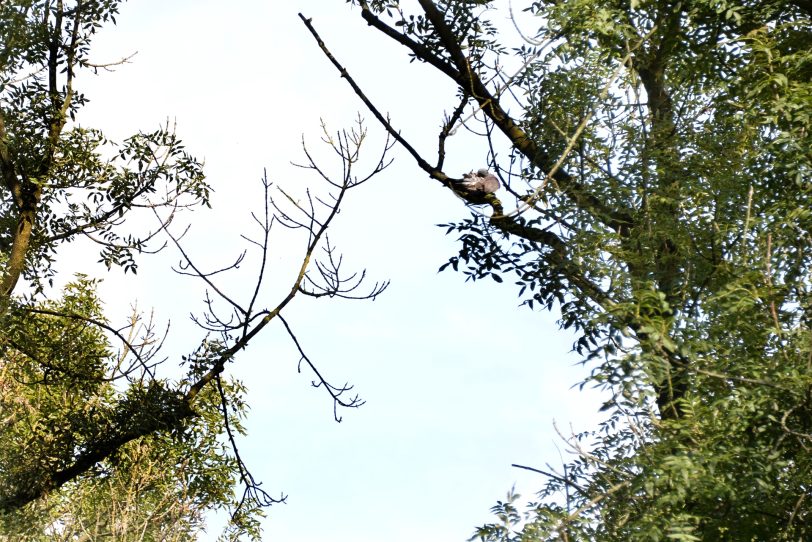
(301, 12), (614, 311)
(412, 0), (634, 233)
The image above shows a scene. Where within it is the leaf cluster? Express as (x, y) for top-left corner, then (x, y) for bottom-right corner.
(0, 278), (253, 541)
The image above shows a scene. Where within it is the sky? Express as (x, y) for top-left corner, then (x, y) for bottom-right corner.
(64, 1), (608, 540)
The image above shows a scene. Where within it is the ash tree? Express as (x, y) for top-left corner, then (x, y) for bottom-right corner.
(0, 1), (389, 539)
(0, 277), (249, 541)
(303, 0), (812, 539)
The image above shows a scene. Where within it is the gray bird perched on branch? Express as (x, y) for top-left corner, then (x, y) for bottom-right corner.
(454, 168), (500, 194)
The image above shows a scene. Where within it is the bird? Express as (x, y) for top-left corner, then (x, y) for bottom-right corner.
(455, 168), (500, 194)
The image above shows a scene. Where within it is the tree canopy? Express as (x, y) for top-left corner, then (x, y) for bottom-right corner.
(301, 0), (812, 539)
(0, 277), (254, 540)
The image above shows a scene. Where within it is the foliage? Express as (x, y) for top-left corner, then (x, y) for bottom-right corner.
(0, 277), (252, 541)
(317, 0), (812, 539)
(0, 1), (208, 295)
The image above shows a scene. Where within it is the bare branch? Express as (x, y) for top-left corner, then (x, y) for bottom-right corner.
(215, 374), (286, 519)
(20, 306), (160, 380)
(279, 315), (364, 423)
(299, 13), (456, 188)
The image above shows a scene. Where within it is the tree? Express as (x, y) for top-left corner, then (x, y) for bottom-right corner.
(0, 1), (388, 537)
(304, 0), (812, 539)
(0, 277), (251, 541)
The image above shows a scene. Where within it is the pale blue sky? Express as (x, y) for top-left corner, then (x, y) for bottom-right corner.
(66, 1), (606, 540)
